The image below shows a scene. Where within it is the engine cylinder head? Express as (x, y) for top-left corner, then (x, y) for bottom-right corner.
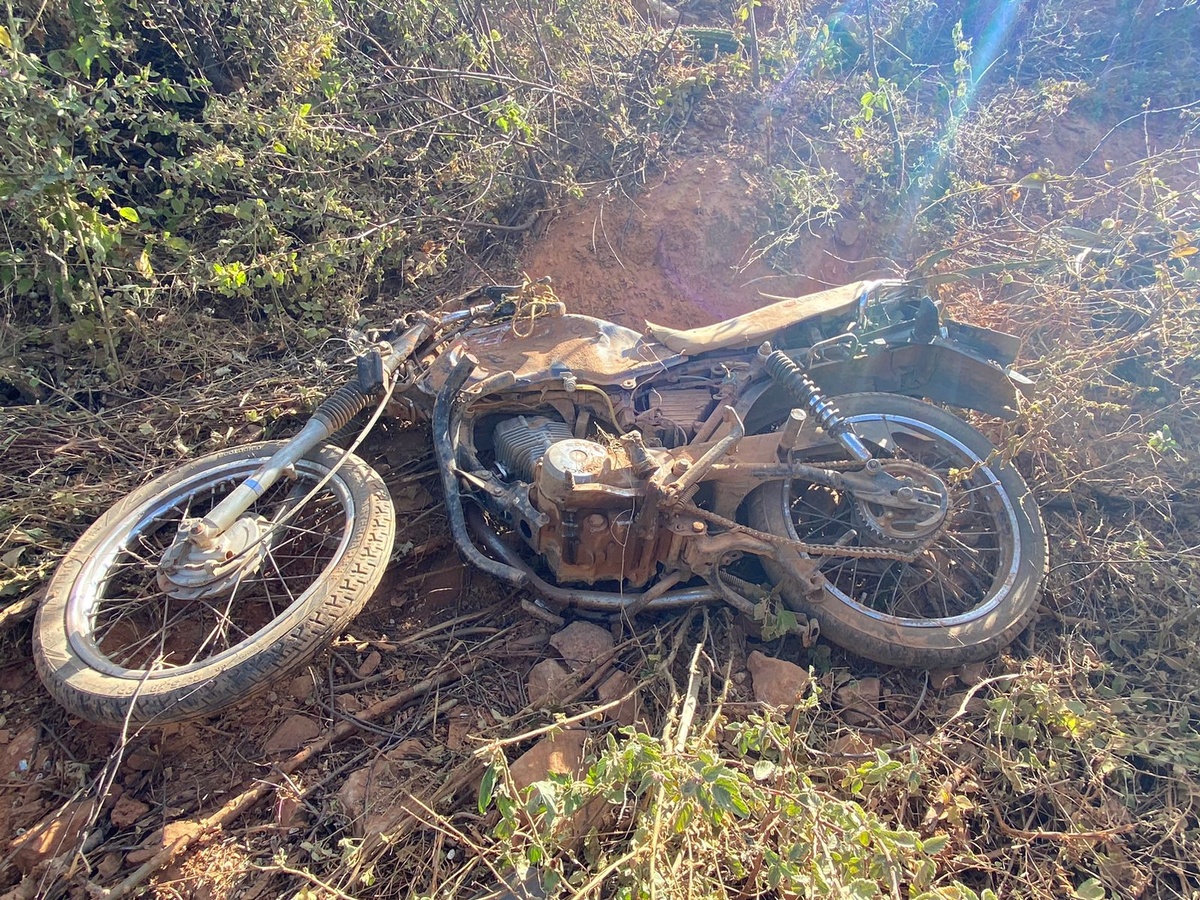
(493, 416), (573, 482)
(537, 439), (612, 504)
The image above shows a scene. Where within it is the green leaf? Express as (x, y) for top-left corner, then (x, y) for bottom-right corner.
(1073, 878), (1106, 900)
(1015, 171), (1051, 190)
(752, 760), (776, 781)
(117, 207), (140, 223)
(478, 763), (497, 814)
(921, 833), (949, 855)
(298, 103), (312, 117)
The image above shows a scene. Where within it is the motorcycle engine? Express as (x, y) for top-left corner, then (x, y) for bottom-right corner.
(493, 416), (652, 585)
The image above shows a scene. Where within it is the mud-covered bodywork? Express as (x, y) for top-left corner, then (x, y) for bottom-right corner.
(420, 313), (682, 394)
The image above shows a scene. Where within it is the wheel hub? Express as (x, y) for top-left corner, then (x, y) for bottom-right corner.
(156, 515), (272, 601)
(853, 460), (950, 550)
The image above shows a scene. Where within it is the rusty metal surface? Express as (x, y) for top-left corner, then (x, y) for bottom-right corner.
(421, 313), (682, 393)
(645, 281), (867, 355)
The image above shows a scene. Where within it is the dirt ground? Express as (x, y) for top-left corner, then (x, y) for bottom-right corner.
(522, 152), (883, 329)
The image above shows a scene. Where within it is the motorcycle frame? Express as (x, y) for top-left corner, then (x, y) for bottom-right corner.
(171, 279), (1031, 618)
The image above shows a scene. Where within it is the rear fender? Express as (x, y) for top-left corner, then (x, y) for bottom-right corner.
(743, 333), (1030, 428)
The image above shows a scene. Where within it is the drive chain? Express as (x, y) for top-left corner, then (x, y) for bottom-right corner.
(681, 503), (937, 562)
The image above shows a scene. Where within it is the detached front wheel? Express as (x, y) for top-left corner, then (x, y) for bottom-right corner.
(34, 441), (395, 727)
(747, 393), (1047, 668)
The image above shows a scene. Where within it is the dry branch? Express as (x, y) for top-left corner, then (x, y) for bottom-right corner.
(95, 660), (484, 899)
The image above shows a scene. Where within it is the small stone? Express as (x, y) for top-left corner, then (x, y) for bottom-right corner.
(836, 677), (882, 725)
(746, 651), (811, 707)
(508, 729), (589, 792)
(956, 662), (987, 686)
(358, 650), (382, 678)
(287, 674), (315, 703)
(508, 730), (608, 841)
(834, 216), (863, 249)
(274, 787), (306, 829)
(263, 715), (320, 757)
(110, 795), (150, 829)
(944, 690), (986, 717)
(549, 621), (614, 672)
(10, 800), (97, 874)
(336, 761), (404, 837)
(527, 658), (571, 707)
(125, 820), (201, 866)
(446, 712), (471, 751)
(123, 748), (159, 772)
(336, 769), (371, 823)
(384, 738), (426, 761)
(929, 668), (958, 691)
(595, 671), (639, 727)
(1, 725), (39, 778)
(827, 732), (880, 756)
(0, 662), (34, 693)
(97, 851), (123, 878)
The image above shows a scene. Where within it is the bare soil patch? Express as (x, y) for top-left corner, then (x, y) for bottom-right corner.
(523, 152), (883, 330)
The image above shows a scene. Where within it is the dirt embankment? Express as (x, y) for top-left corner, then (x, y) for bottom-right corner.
(522, 153), (884, 329)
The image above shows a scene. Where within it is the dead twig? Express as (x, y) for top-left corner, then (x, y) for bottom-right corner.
(98, 660), (485, 899)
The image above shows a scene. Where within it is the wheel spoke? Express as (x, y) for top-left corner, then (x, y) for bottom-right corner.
(77, 461), (352, 674)
(785, 411), (1017, 623)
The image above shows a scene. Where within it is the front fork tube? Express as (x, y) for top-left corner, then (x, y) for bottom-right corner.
(185, 320), (431, 548)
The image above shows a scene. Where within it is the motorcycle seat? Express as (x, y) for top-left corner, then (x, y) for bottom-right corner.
(645, 281), (869, 356)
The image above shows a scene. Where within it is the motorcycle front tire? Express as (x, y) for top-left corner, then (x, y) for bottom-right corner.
(34, 441), (395, 728)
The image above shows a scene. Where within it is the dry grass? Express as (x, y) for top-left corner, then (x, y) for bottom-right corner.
(3, 1), (1200, 899)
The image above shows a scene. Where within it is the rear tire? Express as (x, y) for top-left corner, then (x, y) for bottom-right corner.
(34, 441), (395, 727)
(746, 393), (1046, 668)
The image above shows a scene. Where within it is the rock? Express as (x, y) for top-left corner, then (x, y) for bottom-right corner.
(631, 0), (680, 25)
(956, 661), (987, 685)
(10, 800), (97, 874)
(836, 677), (881, 725)
(746, 651), (811, 707)
(827, 732), (880, 756)
(944, 690), (986, 717)
(125, 820), (202, 866)
(508, 730), (607, 840)
(1, 725), (39, 778)
(287, 674), (315, 703)
(336, 761), (411, 838)
(263, 715), (320, 757)
(446, 711), (471, 751)
(110, 795), (150, 829)
(336, 768), (372, 825)
(97, 851), (123, 878)
(928, 668), (958, 691)
(509, 730), (589, 792)
(527, 658), (571, 707)
(358, 650), (382, 678)
(0, 662), (35, 693)
(596, 671), (639, 728)
(834, 215), (863, 249)
(548, 621), (613, 672)
(274, 786), (306, 829)
(335, 693), (362, 715)
(384, 739), (426, 761)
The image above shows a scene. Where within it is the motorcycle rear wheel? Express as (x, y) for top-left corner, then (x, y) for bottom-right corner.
(34, 441), (395, 727)
(746, 393), (1046, 668)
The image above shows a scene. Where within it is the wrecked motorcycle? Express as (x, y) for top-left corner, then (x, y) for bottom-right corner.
(35, 278), (1047, 726)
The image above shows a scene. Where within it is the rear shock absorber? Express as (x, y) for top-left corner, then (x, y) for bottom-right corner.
(764, 350), (872, 462)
